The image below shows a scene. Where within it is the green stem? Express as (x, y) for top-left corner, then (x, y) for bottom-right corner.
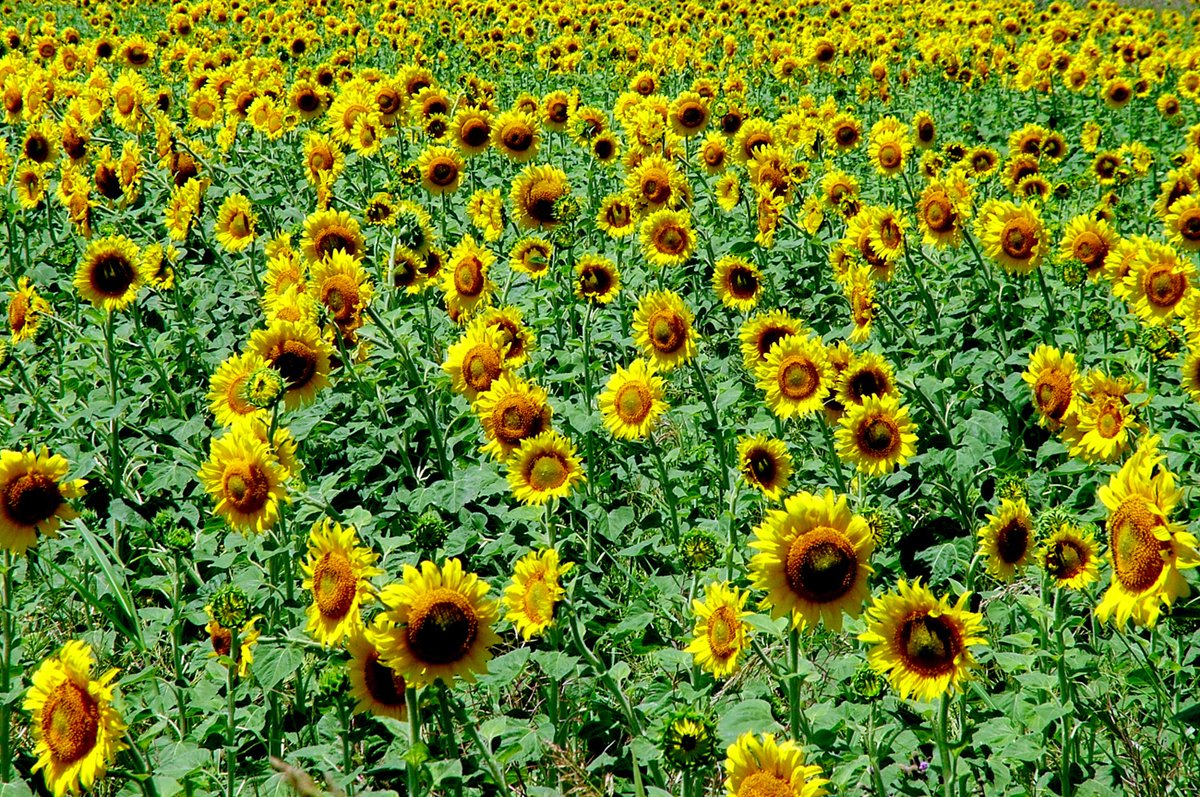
(817, 420), (848, 494)
(936, 694), (954, 797)
(104, 310), (124, 496)
(1054, 589), (1073, 797)
(406, 686), (423, 797)
(787, 628), (812, 743)
(867, 700), (887, 796)
(650, 443), (681, 546)
(450, 692), (507, 788)
(338, 700), (355, 796)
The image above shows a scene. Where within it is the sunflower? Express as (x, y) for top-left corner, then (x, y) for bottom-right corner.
(301, 518), (383, 647)
(669, 91), (709, 138)
(207, 351), (272, 427)
(370, 559), (501, 686)
(739, 310), (804, 373)
(835, 394), (918, 476)
(627, 154), (684, 210)
(474, 373), (553, 460)
(308, 250), (374, 336)
(756, 334), (832, 420)
(712, 256), (763, 312)
(249, 320), (334, 410)
(301, 209), (365, 263)
(417, 145), (464, 195)
(575, 255), (621, 304)
(511, 164), (570, 230)
(977, 499), (1035, 582)
(1123, 240), (1194, 326)
(452, 107), (492, 156)
(1095, 435), (1200, 629)
(1066, 395), (1139, 464)
(214, 193), (257, 253)
(347, 617), (408, 721)
(698, 132), (730, 174)
(8, 276), (51, 344)
(716, 173), (741, 213)
(596, 194), (639, 237)
(25, 641), (126, 797)
(859, 579), (986, 702)
(1058, 215), (1116, 279)
(1041, 523), (1101, 590)
(632, 291), (698, 372)
(491, 110), (540, 162)
(636, 208), (696, 267)
(442, 236), (496, 321)
(916, 182), (965, 249)
(1021, 344), (1079, 428)
(1165, 195), (1200, 253)
(868, 118), (911, 177)
(663, 712), (717, 772)
(737, 435), (792, 501)
(204, 608), (261, 679)
(598, 358), (668, 440)
(0, 448), (87, 555)
(980, 200), (1045, 275)
(74, 235), (148, 312)
(842, 264), (877, 344)
(685, 581), (751, 678)
(1182, 350), (1200, 402)
(509, 237), (553, 279)
(724, 733), (828, 797)
(506, 430), (585, 506)
(750, 489), (874, 630)
(503, 548), (573, 640)
(197, 426), (289, 534)
(444, 325), (509, 400)
(836, 351), (897, 408)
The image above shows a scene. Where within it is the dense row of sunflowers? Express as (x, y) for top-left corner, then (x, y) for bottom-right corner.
(2, 0), (1200, 793)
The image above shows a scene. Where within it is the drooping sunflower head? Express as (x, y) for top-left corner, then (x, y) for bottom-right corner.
(372, 558), (501, 687)
(858, 579), (987, 703)
(736, 434), (792, 501)
(632, 290), (698, 372)
(502, 548), (573, 640)
(301, 517), (383, 647)
(750, 489), (875, 631)
(834, 394), (918, 477)
(712, 255), (763, 312)
(443, 324), (509, 400)
(598, 358), (668, 441)
(301, 208), (366, 264)
(724, 732), (829, 797)
(756, 333), (832, 420)
(505, 430), (585, 506)
(73, 235), (149, 313)
(977, 498), (1035, 582)
(473, 372), (553, 460)
(0, 448), (87, 554)
(575, 254), (621, 304)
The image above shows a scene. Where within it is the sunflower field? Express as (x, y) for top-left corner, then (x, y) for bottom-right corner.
(5, 0), (1200, 794)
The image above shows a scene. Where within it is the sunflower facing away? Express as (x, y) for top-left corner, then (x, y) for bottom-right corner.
(197, 425), (290, 534)
(0, 448), (87, 554)
(347, 616), (409, 720)
(750, 489), (875, 630)
(370, 558), (501, 686)
(858, 579), (986, 702)
(834, 394), (918, 476)
(685, 581), (752, 679)
(977, 498), (1035, 582)
(502, 548), (573, 640)
(737, 434), (792, 501)
(506, 430), (586, 506)
(632, 291), (698, 372)
(1095, 435), (1200, 629)
(301, 518), (384, 647)
(598, 358), (668, 440)
(25, 641), (127, 797)
(724, 733), (828, 797)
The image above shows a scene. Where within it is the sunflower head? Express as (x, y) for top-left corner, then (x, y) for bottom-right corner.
(632, 291), (698, 372)
(661, 711), (717, 772)
(506, 431), (585, 506)
(737, 434), (792, 500)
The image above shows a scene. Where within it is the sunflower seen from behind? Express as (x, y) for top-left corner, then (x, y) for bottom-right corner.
(301, 518), (383, 647)
(0, 448), (87, 554)
(598, 358), (668, 440)
(370, 558), (500, 687)
(503, 548), (573, 640)
(25, 641), (126, 797)
(685, 581), (752, 679)
(750, 489), (874, 631)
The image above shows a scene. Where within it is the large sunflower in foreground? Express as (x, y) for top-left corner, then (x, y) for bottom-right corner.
(502, 548), (573, 640)
(25, 641), (127, 797)
(1095, 435), (1200, 629)
(749, 489), (874, 630)
(347, 616), (409, 720)
(976, 498), (1035, 582)
(506, 431), (585, 506)
(834, 394), (918, 476)
(598, 358), (668, 440)
(724, 733), (828, 797)
(632, 291), (698, 372)
(301, 518), (383, 647)
(369, 558), (501, 687)
(0, 448), (87, 554)
(685, 581), (752, 679)
(858, 579), (986, 702)
(74, 235), (148, 312)
(197, 426), (289, 534)
(249, 320), (334, 410)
